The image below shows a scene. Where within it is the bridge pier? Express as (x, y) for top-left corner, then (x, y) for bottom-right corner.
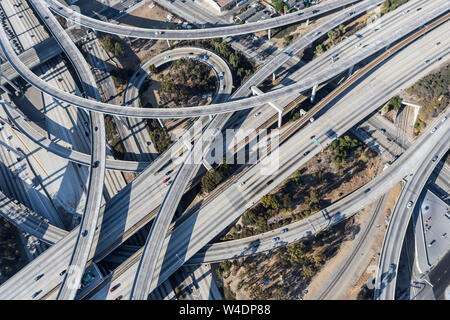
(166, 39), (171, 48)
(348, 65), (354, 77)
(267, 29), (271, 40)
(202, 159), (213, 171)
(157, 118), (166, 129)
(306, 19), (310, 26)
(0, 84), (11, 95)
(272, 72), (276, 82)
(310, 84), (318, 103)
(251, 86), (283, 128)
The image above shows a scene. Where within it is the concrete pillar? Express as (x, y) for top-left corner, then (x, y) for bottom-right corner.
(209, 115), (213, 121)
(202, 159), (213, 171)
(268, 29), (271, 40)
(306, 19), (310, 26)
(3, 77), (20, 93)
(157, 118), (166, 129)
(166, 39), (171, 48)
(310, 84), (318, 103)
(0, 84), (11, 95)
(348, 65), (354, 77)
(183, 140), (192, 150)
(251, 86), (283, 128)
(272, 72), (276, 82)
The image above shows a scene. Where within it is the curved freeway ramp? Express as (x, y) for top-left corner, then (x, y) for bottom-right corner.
(46, 0), (360, 40)
(5, 0), (444, 119)
(375, 123), (450, 300)
(28, 0), (107, 300)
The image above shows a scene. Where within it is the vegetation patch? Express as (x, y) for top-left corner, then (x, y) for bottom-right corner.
(405, 64), (449, 136)
(0, 217), (26, 283)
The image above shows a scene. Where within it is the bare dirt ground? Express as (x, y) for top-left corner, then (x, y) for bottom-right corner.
(303, 182), (402, 300)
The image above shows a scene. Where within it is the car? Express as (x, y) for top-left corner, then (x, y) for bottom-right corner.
(432, 155), (438, 162)
(222, 84), (226, 90)
(164, 56), (170, 60)
(364, 188), (371, 193)
(166, 169), (173, 175)
(31, 290), (42, 299)
(281, 228), (288, 233)
(239, 181), (246, 187)
(162, 177), (170, 184)
(188, 52), (194, 55)
(93, 160), (100, 168)
(272, 237), (280, 242)
(442, 116), (447, 122)
(115, 295), (123, 300)
(254, 112), (261, 118)
(110, 283), (121, 292)
(424, 59), (430, 63)
(431, 127), (437, 133)
(402, 9), (409, 14)
(354, 43), (361, 48)
(303, 150), (310, 156)
(34, 274), (44, 281)
(331, 54), (339, 62)
(59, 270), (67, 276)
(407, 201), (414, 208)
(380, 128), (386, 133)
(82, 230), (88, 237)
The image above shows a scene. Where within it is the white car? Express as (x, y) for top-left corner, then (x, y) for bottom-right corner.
(254, 112), (261, 117)
(431, 127), (437, 133)
(354, 43), (361, 48)
(407, 201), (414, 208)
(239, 181), (246, 187)
(442, 116), (447, 122)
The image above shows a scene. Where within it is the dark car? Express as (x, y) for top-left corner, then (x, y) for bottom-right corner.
(303, 150), (310, 156)
(82, 230), (88, 237)
(110, 283), (121, 292)
(115, 295), (123, 300)
(59, 269), (67, 276)
(34, 274), (44, 281)
(32, 290), (42, 299)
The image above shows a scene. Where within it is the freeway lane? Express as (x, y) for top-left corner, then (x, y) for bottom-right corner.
(87, 23), (450, 299)
(3, 1), (446, 119)
(28, 0), (107, 300)
(375, 123), (450, 300)
(46, 0), (360, 40)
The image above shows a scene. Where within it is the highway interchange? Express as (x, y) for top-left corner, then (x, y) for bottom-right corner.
(0, 0), (448, 301)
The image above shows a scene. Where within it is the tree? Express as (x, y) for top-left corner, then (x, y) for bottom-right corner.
(314, 44), (324, 56)
(148, 64), (158, 74)
(261, 194), (280, 210)
(388, 96), (403, 111)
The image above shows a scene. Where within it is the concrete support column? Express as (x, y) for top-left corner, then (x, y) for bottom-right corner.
(251, 86), (283, 128)
(3, 77), (20, 93)
(202, 159), (213, 171)
(306, 19), (310, 26)
(310, 84), (318, 103)
(272, 72), (276, 82)
(127, 37), (132, 46)
(157, 118), (166, 129)
(348, 65), (354, 77)
(166, 39), (171, 48)
(267, 29), (271, 40)
(0, 84), (11, 95)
